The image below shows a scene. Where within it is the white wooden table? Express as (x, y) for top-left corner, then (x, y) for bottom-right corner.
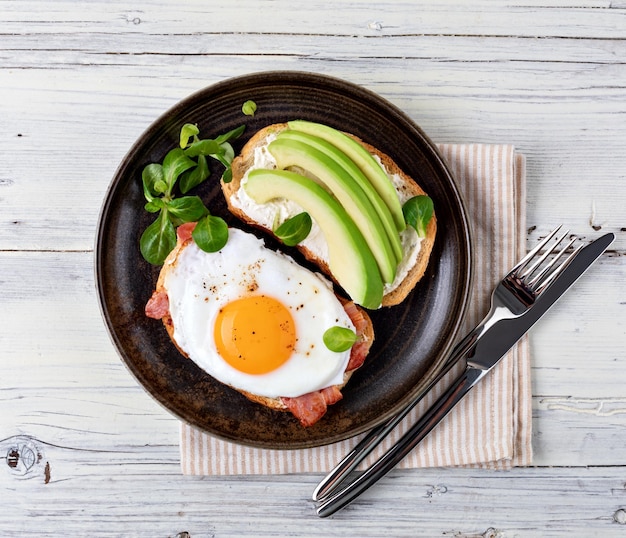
(2, 2), (625, 536)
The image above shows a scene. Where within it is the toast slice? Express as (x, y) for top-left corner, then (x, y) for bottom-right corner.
(224, 122), (437, 307)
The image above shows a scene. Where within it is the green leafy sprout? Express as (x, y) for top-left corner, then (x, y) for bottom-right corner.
(323, 326), (357, 353)
(242, 100), (257, 117)
(402, 195), (434, 238)
(274, 212), (312, 246)
(140, 122), (245, 265)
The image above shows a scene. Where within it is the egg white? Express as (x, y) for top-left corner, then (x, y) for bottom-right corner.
(163, 228), (355, 398)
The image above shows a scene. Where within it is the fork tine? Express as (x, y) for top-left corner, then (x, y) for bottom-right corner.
(519, 228), (570, 281)
(533, 242), (584, 293)
(526, 235), (576, 288)
(512, 225), (562, 276)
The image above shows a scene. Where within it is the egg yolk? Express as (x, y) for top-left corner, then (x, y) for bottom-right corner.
(214, 295), (297, 375)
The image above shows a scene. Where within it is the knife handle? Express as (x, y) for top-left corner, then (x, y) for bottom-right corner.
(316, 365), (485, 518)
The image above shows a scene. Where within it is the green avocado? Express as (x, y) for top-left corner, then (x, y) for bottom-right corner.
(244, 168), (384, 309)
(287, 120), (406, 232)
(275, 129), (403, 263)
(268, 137), (398, 284)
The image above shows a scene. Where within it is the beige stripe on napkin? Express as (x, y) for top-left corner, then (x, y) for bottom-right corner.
(180, 144), (532, 475)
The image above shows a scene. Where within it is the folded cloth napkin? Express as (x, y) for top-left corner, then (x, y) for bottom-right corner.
(180, 143), (532, 475)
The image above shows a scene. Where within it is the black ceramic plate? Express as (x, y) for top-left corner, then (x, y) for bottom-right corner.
(95, 71), (472, 449)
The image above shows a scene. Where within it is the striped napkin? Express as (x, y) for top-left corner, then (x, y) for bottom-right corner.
(180, 144), (532, 475)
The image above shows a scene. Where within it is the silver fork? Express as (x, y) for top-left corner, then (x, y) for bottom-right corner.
(314, 225), (599, 517)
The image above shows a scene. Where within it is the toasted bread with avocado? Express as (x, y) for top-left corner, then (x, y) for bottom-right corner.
(223, 121), (437, 307)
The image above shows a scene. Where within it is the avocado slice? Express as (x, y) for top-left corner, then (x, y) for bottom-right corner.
(287, 120), (406, 232)
(244, 168), (384, 309)
(268, 137), (398, 284)
(275, 129), (403, 263)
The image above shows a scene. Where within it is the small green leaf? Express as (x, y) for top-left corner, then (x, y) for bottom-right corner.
(140, 211), (177, 265)
(212, 151), (231, 169)
(402, 195), (434, 237)
(167, 196), (208, 224)
(144, 198), (164, 213)
(180, 154), (209, 193)
(184, 139), (222, 158)
(323, 326), (357, 352)
(180, 123), (200, 149)
(274, 212), (312, 246)
(192, 214), (229, 253)
(221, 167), (233, 183)
(242, 100), (257, 116)
(218, 141), (235, 164)
(142, 163), (165, 201)
(162, 148), (197, 192)
(215, 124), (245, 144)
(153, 179), (167, 194)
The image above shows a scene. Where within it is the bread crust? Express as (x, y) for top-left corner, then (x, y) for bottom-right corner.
(151, 232), (374, 413)
(225, 123), (437, 307)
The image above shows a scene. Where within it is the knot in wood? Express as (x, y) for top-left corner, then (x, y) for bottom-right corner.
(3, 436), (43, 476)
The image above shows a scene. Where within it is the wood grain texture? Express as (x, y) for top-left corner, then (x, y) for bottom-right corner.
(1, 1), (625, 535)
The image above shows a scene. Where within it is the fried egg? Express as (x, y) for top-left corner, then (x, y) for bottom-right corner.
(162, 228), (355, 398)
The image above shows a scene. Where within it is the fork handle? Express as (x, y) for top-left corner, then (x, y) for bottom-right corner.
(316, 365), (486, 518)
(312, 331), (480, 503)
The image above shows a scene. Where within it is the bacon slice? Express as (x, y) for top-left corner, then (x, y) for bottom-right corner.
(281, 386), (343, 427)
(145, 290), (169, 319)
(321, 385), (343, 406)
(280, 392), (327, 427)
(343, 300), (373, 371)
(176, 221), (197, 243)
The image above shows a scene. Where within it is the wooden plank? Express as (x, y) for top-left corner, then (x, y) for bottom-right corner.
(4, 383), (626, 468)
(2, 30), (626, 63)
(2, 438), (626, 537)
(1, 0), (624, 38)
(529, 253), (626, 397)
